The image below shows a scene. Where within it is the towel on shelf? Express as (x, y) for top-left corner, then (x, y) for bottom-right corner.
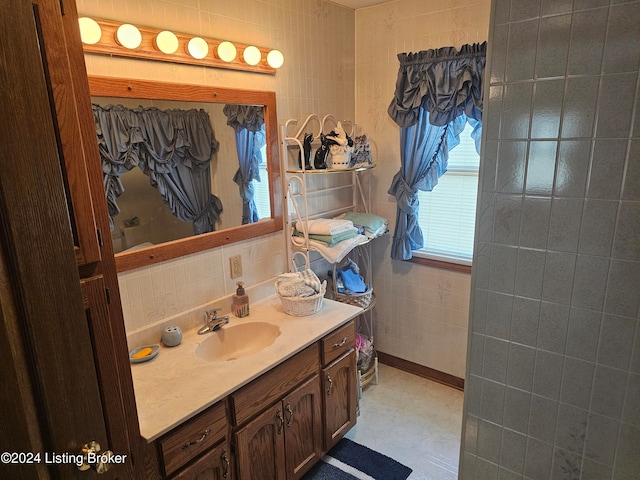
(292, 226), (358, 247)
(294, 218), (355, 236)
(291, 233), (369, 264)
(335, 211), (388, 238)
(276, 269), (323, 297)
(340, 268), (368, 294)
(335, 259), (368, 294)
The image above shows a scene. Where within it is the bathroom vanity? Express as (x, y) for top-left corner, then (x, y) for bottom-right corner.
(131, 296), (361, 479)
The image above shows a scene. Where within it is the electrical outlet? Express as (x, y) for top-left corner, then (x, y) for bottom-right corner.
(230, 255), (242, 279)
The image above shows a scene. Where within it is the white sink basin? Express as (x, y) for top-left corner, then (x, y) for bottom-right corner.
(195, 322), (281, 362)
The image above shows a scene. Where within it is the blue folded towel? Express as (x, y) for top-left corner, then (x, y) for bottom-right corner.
(339, 268), (367, 294)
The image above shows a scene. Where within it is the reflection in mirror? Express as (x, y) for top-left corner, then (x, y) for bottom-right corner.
(87, 76), (282, 272)
(91, 98), (271, 253)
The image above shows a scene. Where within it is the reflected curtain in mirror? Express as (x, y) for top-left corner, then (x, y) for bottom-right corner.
(223, 104), (266, 224)
(93, 103), (223, 234)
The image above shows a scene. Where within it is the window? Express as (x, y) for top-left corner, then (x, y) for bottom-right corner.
(414, 122), (480, 266)
(253, 143), (271, 219)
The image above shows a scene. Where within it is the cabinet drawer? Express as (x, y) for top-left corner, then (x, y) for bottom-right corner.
(159, 401), (227, 476)
(231, 344), (319, 426)
(321, 320), (355, 366)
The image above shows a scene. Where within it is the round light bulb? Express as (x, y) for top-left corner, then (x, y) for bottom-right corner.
(267, 49), (284, 69)
(155, 30), (179, 54)
(78, 17), (102, 45)
(243, 46), (261, 66)
(115, 24), (142, 49)
(217, 41), (237, 62)
(187, 37), (209, 59)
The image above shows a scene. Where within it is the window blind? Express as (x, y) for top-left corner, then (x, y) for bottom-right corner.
(253, 144), (271, 219)
(415, 122), (480, 265)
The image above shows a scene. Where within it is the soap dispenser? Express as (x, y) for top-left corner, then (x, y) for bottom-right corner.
(232, 281), (250, 318)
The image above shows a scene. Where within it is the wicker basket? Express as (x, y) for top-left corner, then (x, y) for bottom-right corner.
(277, 281), (326, 316)
(334, 286), (373, 309)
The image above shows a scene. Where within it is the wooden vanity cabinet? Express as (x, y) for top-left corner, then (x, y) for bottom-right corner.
(159, 401), (228, 477)
(231, 344), (322, 480)
(234, 375), (322, 480)
(144, 320), (356, 480)
(142, 403), (234, 480)
(321, 321), (357, 450)
(171, 441), (232, 480)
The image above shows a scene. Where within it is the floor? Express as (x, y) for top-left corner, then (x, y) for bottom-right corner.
(345, 363), (465, 480)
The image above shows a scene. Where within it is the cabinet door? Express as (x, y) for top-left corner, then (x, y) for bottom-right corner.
(80, 275), (133, 479)
(322, 350), (357, 450)
(283, 375), (322, 479)
(234, 404), (286, 480)
(171, 441), (232, 480)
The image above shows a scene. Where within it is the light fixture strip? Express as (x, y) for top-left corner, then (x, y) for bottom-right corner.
(81, 18), (277, 75)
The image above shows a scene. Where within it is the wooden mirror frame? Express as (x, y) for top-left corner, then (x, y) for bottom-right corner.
(87, 76), (282, 272)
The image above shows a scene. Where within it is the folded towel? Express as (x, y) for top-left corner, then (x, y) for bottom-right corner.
(295, 218), (354, 236)
(336, 212), (387, 235)
(291, 233), (369, 264)
(300, 269), (322, 293)
(293, 226), (358, 246)
(339, 269), (368, 294)
(276, 269), (322, 297)
(363, 222), (388, 239)
(276, 277), (316, 297)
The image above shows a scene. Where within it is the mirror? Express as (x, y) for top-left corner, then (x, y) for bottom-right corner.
(88, 76), (282, 272)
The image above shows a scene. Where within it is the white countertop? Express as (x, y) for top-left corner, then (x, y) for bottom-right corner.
(130, 295), (362, 441)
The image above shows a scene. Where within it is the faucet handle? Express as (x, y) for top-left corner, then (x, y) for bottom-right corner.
(205, 307), (223, 322)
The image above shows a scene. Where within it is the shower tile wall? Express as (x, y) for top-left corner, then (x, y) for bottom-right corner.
(78, 0), (356, 334)
(461, 0), (640, 478)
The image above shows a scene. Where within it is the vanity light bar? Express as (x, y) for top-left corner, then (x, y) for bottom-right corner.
(79, 17), (283, 75)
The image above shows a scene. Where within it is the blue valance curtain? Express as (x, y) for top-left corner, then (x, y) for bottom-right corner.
(387, 42), (486, 260)
(223, 104), (266, 224)
(93, 104), (222, 234)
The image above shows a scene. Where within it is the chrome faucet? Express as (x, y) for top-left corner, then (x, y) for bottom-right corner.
(197, 308), (230, 335)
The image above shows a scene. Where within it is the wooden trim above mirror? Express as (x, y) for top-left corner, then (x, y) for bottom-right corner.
(87, 76), (282, 272)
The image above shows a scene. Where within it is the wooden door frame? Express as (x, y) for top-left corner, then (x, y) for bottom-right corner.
(0, 1), (141, 478)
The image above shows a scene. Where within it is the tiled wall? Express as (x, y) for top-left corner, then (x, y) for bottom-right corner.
(354, 0), (491, 379)
(461, 0), (640, 478)
(78, 0), (355, 335)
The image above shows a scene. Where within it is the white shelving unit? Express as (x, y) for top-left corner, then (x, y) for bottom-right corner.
(280, 114), (380, 390)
